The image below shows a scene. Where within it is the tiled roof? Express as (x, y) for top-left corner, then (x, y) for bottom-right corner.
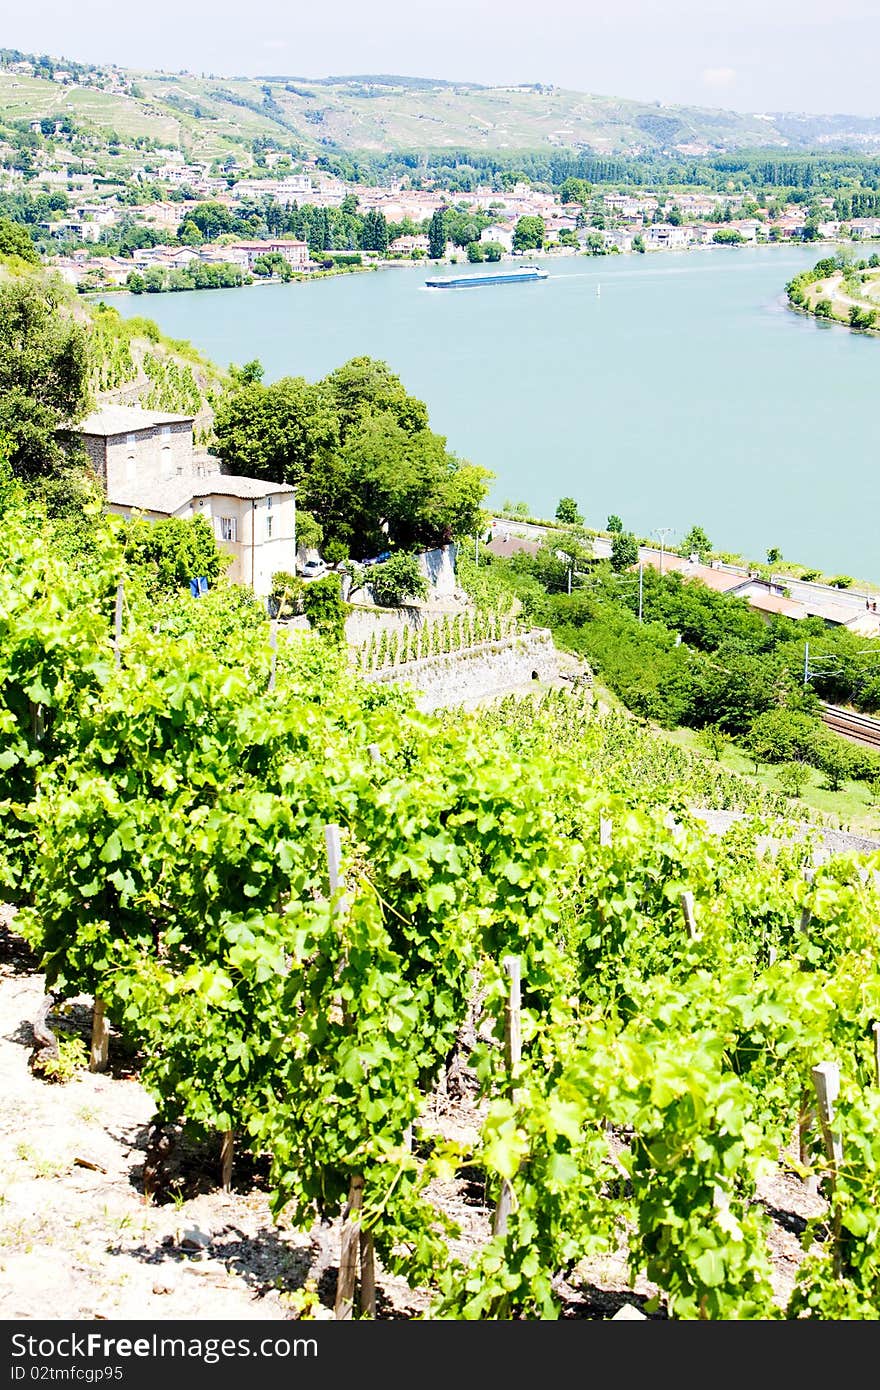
(77, 405), (194, 436)
(486, 536), (541, 559)
(745, 591), (804, 618)
(107, 473), (294, 515)
(106, 476), (197, 515)
(195, 477), (294, 500)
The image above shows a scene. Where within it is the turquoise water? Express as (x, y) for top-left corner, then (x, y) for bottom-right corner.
(102, 246), (880, 580)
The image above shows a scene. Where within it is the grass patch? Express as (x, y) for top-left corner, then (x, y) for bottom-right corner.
(660, 724), (880, 833)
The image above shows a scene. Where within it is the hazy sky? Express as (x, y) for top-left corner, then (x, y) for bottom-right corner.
(7, 0), (880, 116)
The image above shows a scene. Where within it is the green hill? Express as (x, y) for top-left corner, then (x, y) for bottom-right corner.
(5, 50), (880, 164)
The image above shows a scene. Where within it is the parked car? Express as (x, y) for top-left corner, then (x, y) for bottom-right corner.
(301, 558), (327, 581)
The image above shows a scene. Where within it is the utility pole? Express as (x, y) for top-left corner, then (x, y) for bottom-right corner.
(804, 640), (810, 687)
(654, 527), (674, 577)
(567, 561), (572, 595)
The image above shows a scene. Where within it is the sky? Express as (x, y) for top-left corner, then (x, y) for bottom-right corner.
(7, 0), (880, 117)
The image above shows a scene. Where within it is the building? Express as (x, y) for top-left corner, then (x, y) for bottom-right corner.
(73, 405), (296, 596)
(227, 239), (310, 272)
(480, 223), (515, 252)
(389, 234), (429, 254)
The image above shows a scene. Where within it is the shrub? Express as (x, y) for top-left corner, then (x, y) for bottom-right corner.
(271, 570), (305, 617)
(33, 1035), (88, 1084)
(610, 531), (638, 572)
(369, 552), (429, 607)
(301, 572), (348, 644)
(778, 761), (811, 798)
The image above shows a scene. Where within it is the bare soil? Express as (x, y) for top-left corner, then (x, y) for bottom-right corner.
(0, 907), (824, 1322)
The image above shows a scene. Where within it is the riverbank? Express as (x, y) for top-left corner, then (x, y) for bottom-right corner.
(72, 232), (853, 299)
(492, 510), (880, 598)
(785, 251), (880, 336)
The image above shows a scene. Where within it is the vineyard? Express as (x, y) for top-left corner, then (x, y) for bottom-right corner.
(353, 610), (521, 672)
(86, 303), (222, 426)
(4, 498), (880, 1320)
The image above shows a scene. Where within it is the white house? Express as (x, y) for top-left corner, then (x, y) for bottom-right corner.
(480, 223), (515, 252)
(227, 239), (310, 272)
(73, 404), (296, 597)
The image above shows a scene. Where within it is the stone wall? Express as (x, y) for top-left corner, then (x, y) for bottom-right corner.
(345, 605), (425, 646)
(418, 543), (457, 597)
(360, 629), (560, 711)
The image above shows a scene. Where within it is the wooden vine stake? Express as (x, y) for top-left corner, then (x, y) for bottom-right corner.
(811, 1062), (843, 1275)
(873, 1022), (880, 1090)
(325, 824), (375, 1320)
(599, 817), (613, 848)
(113, 579), (124, 664)
(492, 956), (522, 1238)
(267, 620), (278, 694)
(89, 996), (110, 1073)
(799, 867), (814, 934)
(220, 1129), (234, 1192)
(680, 891), (698, 941)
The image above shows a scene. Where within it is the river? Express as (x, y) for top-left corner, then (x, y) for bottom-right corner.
(101, 245), (880, 581)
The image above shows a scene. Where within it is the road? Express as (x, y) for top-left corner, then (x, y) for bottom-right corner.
(489, 517), (879, 619)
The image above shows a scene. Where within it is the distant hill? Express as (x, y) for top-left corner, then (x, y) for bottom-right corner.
(3, 51), (880, 160)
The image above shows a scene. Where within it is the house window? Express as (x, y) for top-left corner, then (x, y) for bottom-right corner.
(220, 516), (237, 543)
(266, 514), (273, 538)
(161, 425), (172, 437)
(126, 433), (137, 446)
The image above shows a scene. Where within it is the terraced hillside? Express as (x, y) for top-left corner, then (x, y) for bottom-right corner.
(5, 62), (880, 162)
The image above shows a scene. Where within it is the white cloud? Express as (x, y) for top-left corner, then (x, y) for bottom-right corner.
(262, 38), (288, 50)
(701, 66), (737, 89)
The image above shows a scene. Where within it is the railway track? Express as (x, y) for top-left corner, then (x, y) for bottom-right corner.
(819, 701), (880, 752)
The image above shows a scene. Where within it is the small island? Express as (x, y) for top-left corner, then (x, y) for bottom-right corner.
(787, 253), (880, 333)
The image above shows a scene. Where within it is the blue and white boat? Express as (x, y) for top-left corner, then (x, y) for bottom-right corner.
(425, 264), (549, 288)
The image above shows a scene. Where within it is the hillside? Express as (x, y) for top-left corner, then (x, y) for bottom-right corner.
(5, 54), (880, 164)
(0, 254), (225, 436)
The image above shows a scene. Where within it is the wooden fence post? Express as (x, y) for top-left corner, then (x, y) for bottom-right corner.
(335, 1175), (364, 1320)
(113, 580), (124, 664)
(492, 956), (522, 1238)
(799, 867), (814, 934)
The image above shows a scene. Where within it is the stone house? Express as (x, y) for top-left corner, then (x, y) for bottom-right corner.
(73, 404), (296, 597)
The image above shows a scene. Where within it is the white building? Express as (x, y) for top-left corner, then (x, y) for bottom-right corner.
(227, 239), (310, 271)
(74, 405), (296, 596)
(480, 223), (514, 252)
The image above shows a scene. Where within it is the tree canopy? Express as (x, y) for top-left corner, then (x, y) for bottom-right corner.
(212, 356), (491, 559)
(0, 278), (91, 478)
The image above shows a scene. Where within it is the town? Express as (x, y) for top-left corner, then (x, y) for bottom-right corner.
(2, 50), (879, 292)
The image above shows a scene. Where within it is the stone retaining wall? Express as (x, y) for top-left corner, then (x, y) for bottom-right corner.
(360, 629), (560, 710)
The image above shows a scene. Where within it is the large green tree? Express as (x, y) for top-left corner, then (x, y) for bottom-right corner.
(0, 278), (91, 478)
(428, 208), (446, 260)
(0, 216), (39, 265)
(212, 356), (489, 559)
(513, 216), (545, 252)
(212, 375), (340, 487)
